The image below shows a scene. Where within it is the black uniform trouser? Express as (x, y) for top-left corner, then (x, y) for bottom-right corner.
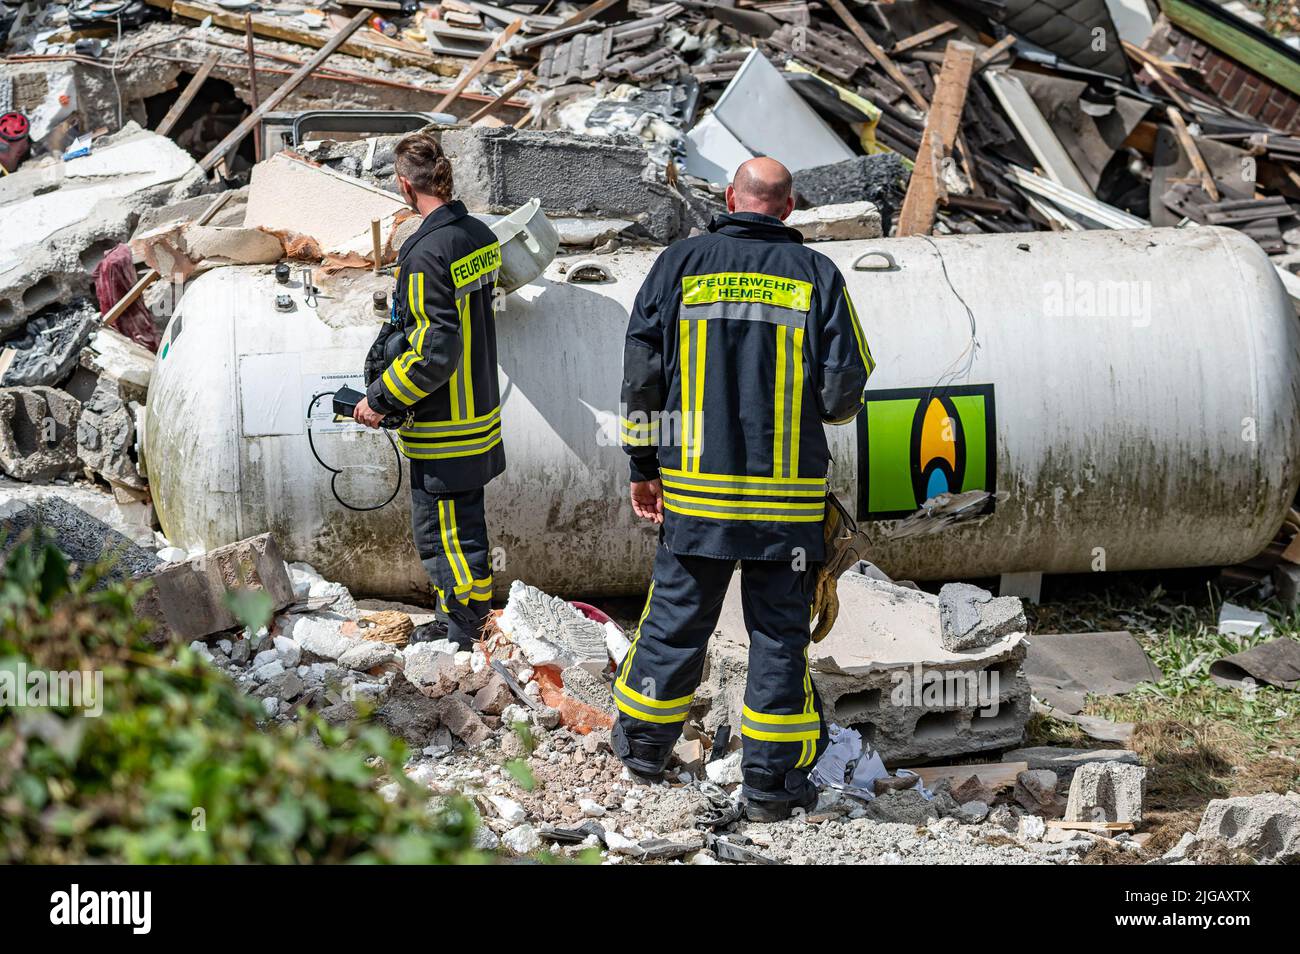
(611, 544), (827, 804)
(409, 482), (493, 644)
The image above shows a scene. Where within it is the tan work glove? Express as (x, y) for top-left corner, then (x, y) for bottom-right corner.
(809, 492), (873, 643)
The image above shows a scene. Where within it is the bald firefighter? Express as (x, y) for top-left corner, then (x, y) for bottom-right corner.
(615, 157), (875, 821)
(353, 131), (504, 647)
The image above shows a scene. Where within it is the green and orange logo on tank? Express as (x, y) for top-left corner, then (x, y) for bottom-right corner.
(858, 385), (996, 520)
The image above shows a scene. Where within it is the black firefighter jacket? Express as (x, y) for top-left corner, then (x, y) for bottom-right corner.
(620, 212), (875, 562)
(366, 200), (506, 493)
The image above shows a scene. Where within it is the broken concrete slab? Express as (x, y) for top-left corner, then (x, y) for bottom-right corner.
(700, 571), (1029, 764)
(81, 328), (155, 396)
(144, 532), (296, 640)
(786, 201), (883, 242)
(0, 122), (203, 336)
(76, 375), (144, 491)
(497, 579), (609, 674)
(1064, 761), (1146, 824)
(1014, 769), (1063, 817)
(0, 386), (81, 482)
(0, 477), (155, 548)
(939, 582), (1027, 652)
(437, 690), (494, 745)
(443, 126), (685, 244)
(402, 643), (460, 698)
(0, 492), (161, 581)
(242, 151), (408, 256)
(1196, 792), (1300, 863)
(0, 299), (97, 388)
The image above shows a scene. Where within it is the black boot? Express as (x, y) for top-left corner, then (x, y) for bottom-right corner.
(408, 621), (449, 644)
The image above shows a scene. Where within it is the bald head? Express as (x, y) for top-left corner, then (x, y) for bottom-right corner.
(727, 157), (794, 220)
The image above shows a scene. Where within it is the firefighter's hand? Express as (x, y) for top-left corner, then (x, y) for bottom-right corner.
(353, 397), (384, 429)
(630, 479), (663, 524)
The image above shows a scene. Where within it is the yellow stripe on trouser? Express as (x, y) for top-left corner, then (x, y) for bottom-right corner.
(615, 582), (665, 722)
(437, 500), (471, 589)
(437, 576), (494, 605)
(741, 702), (820, 744)
(798, 644), (816, 767)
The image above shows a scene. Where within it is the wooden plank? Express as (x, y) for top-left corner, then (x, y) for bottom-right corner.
(155, 51), (220, 137)
(1166, 106), (1220, 201)
(911, 760), (1028, 790)
(975, 33), (1017, 70)
(153, 0), (474, 78)
(198, 8), (373, 172)
(892, 21), (957, 55)
(434, 18), (523, 113)
(823, 0), (929, 112)
(244, 14), (262, 162)
(0, 348), (16, 383)
(1162, 0), (1300, 99)
(467, 72), (534, 123)
(1047, 819), (1136, 832)
(559, 0), (621, 29)
(897, 41), (975, 236)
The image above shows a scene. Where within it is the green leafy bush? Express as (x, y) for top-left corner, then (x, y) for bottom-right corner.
(0, 530), (481, 864)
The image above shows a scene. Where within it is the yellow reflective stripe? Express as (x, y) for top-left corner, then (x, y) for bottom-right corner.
(400, 407), (500, 438)
(614, 697), (688, 724)
(691, 319), (705, 471)
(615, 680), (693, 711)
(620, 415), (660, 447)
(450, 241), (502, 289)
(390, 354), (429, 402)
(843, 288), (875, 375)
(660, 466), (824, 487)
(662, 491), (823, 511)
(413, 273), (429, 353)
(437, 501), (465, 588)
(459, 295), (474, 419)
(382, 368), (419, 406)
(797, 645), (816, 767)
(681, 272), (812, 311)
(742, 725), (821, 743)
(400, 433), (502, 460)
(445, 500), (472, 589)
(661, 478), (825, 499)
(619, 581), (654, 684)
(774, 325), (787, 478)
(679, 318), (692, 471)
(790, 326), (804, 478)
(663, 500), (824, 522)
(743, 705), (820, 725)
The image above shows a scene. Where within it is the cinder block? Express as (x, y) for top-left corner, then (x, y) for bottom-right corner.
(145, 532), (295, 639)
(442, 126), (685, 243)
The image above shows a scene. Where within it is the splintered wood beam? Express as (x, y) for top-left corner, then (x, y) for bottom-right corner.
(892, 21), (958, 55)
(198, 7), (373, 172)
(897, 41), (976, 236)
(823, 0), (929, 112)
(434, 17), (523, 113)
(1167, 105), (1220, 201)
(155, 51), (220, 137)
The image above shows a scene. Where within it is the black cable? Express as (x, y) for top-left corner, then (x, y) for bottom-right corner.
(305, 392), (402, 512)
